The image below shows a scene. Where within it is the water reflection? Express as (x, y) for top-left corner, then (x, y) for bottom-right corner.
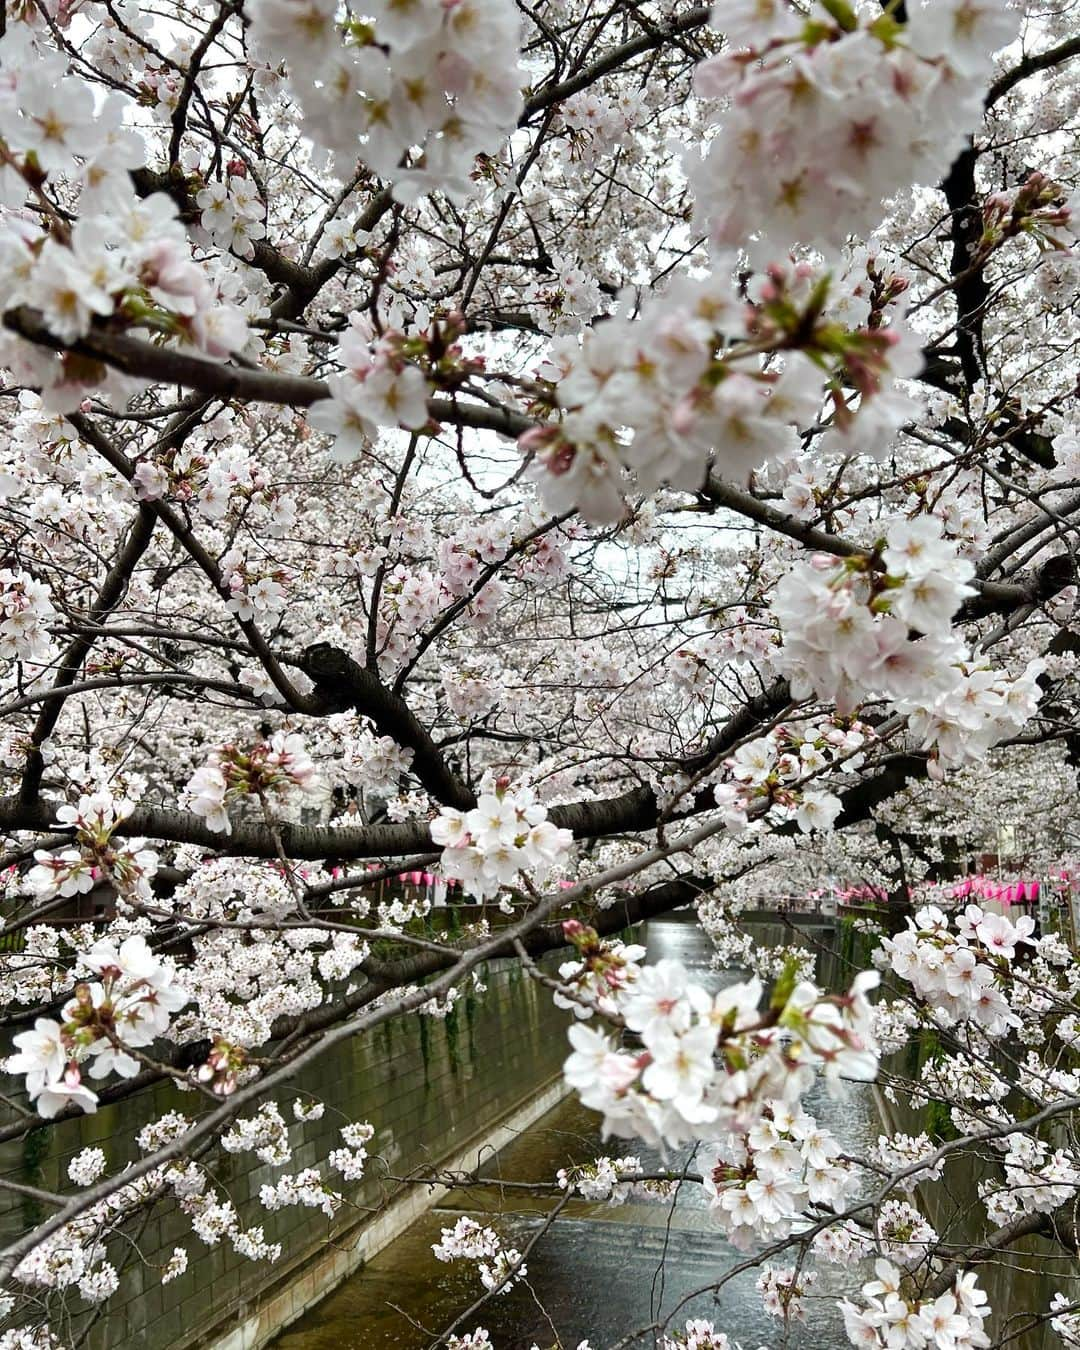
(275, 918), (878, 1349)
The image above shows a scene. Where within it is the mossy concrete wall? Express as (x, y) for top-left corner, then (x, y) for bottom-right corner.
(0, 959), (572, 1350)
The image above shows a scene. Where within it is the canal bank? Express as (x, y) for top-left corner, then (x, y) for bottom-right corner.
(209, 1074), (572, 1350)
(269, 916), (1080, 1350)
(7, 911), (1071, 1349)
(271, 916), (881, 1350)
(873, 1062), (1080, 1350)
(272, 1085), (880, 1350)
(0, 954), (577, 1350)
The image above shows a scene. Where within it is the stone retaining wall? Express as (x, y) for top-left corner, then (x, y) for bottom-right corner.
(0, 959), (573, 1350)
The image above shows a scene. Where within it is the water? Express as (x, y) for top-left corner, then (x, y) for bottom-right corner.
(274, 918), (879, 1349)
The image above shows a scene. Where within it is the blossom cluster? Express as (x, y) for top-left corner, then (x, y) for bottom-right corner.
(523, 255), (606, 335)
(182, 732), (320, 834)
(340, 724), (416, 798)
(442, 667), (500, 722)
(882, 904), (1034, 1036)
(562, 934), (880, 1152)
(68, 1147), (107, 1188)
(702, 1100), (860, 1249)
(757, 1264), (816, 1322)
(248, 0), (524, 204)
(523, 261), (920, 523)
(431, 1217), (526, 1294)
(170, 857), (302, 926)
(12, 1172), (139, 1307)
(222, 1103), (292, 1167)
(7, 934), (188, 1117)
(329, 1120), (377, 1182)
(438, 517), (514, 596)
(259, 1169), (342, 1219)
(132, 423), (301, 546)
(659, 1321), (750, 1350)
(158, 916), (368, 1052)
(690, 0), (1020, 258)
(13, 1229), (119, 1307)
(556, 1154), (676, 1206)
(220, 548), (290, 625)
(909, 1054), (1009, 1119)
(370, 563), (445, 674)
(27, 789), (158, 905)
(447, 1334), (593, 1350)
(668, 610), (774, 696)
(553, 929), (646, 1020)
(814, 1221), (873, 1268)
(195, 175), (266, 262)
(980, 1131), (1080, 1226)
(11, 1121), (284, 1319)
(773, 516), (1045, 767)
(430, 776), (573, 903)
(158, 1156), (283, 1263)
(447, 1334), (495, 1350)
(0, 568), (56, 666)
(869, 1133), (944, 1194)
(0, 1326), (64, 1349)
(838, 1260), (990, 1350)
(1051, 1292), (1080, 1346)
(0, 32), (248, 409)
(720, 720), (873, 835)
(873, 1199), (939, 1267)
(308, 322), (431, 464)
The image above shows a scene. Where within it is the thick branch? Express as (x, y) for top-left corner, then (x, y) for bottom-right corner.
(923, 1203), (1079, 1301)
(4, 306), (531, 443)
(697, 474), (1076, 616)
(297, 643), (476, 810)
(986, 34), (1080, 106)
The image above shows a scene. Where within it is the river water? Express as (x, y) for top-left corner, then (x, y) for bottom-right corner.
(274, 918), (879, 1349)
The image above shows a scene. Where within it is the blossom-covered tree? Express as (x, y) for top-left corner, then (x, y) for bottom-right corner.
(0, 0), (1079, 1344)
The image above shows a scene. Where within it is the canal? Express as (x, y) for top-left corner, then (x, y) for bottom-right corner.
(273, 917), (880, 1349)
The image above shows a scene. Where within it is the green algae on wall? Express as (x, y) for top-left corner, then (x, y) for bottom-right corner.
(0, 955), (576, 1350)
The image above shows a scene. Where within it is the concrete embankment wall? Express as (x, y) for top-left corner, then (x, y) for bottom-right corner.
(0, 959), (573, 1350)
(873, 1041), (1077, 1350)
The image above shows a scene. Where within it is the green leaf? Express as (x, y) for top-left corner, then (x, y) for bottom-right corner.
(868, 13), (905, 47)
(770, 954), (801, 1011)
(819, 0), (858, 32)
